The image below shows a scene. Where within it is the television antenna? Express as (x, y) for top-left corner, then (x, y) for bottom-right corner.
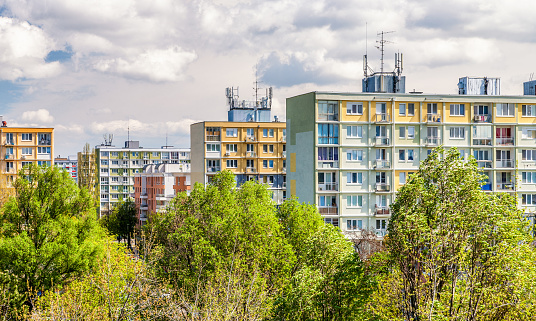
(375, 31), (395, 74)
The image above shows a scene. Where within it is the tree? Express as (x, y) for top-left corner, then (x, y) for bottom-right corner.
(78, 142), (98, 203)
(147, 171), (296, 319)
(101, 198), (137, 249)
(0, 164), (106, 316)
(371, 147), (536, 320)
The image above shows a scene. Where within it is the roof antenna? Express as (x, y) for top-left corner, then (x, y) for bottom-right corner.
(376, 31), (395, 74)
(127, 117), (130, 143)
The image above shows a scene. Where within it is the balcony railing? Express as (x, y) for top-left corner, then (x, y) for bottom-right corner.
(282, 136), (286, 142)
(282, 167), (287, 173)
(317, 161), (339, 169)
(474, 115), (491, 123)
(282, 182), (287, 188)
(207, 167), (220, 173)
(376, 229), (387, 237)
(375, 183), (391, 192)
(38, 139), (51, 145)
(496, 160), (514, 168)
(246, 136), (256, 142)
(206, 135), (220, 141)
(425, 114), (441, 123)
(425, 137), (441, 146)
(473, 138), (492, 146)
(246, 151), (256, 157)
(4, 169), (16, 174)
(247, 167), (257, 173)
(374, 160), (391, 169)
(374, 137), (390, 146)
(497, 182), (514, 190)
(318, 206), (338, 215)
(4, 154), (13, 160)
(282, 151), (287, 158)
(318, 114), (338, 121)
(476, 160), (492, 168)
(374, 114), (390, 123)
(4, 140), (14, 145)
(375, 205), (390, 215)
(496, 137), (514, 146)
(318, 183), (338, 191)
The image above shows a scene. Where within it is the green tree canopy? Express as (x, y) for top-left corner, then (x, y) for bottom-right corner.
(0, 164), (106, 316)
(371, 147), (536, 320)
(101, 198), (137, 249)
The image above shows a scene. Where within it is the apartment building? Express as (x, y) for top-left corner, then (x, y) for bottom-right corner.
(134, 163), (190, 225)
(191, 121), (287, 203)
(0, 124), (53, 185)
(286, 91), (536, 235)
(54, 155), (78, 183)
(96, 140), (190, 216)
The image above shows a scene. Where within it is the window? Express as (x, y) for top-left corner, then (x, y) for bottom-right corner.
(522, 172), (536, 184)
(408, 126), (415, 139)
(347, 219), (363, 231)
(522, 128), (536, 139)
(347, 126), (362, 138)
(324, 218), (339, 227)
(522, 150), (536, 161)
(226, 160), (237, 168)
(449, 127), (465, 139)
(263, 160), (274, 168)
(206, 144), (220, 152)
(427, 103), (438, 114)
(319, 195), (337, 207)
(522, 194), (536, 205)
(22, 133), (32, 141)
(21, 148), (32, 155)
(347, 195), (362, 208)
(263, 145), (268, 153)
(318, 101), (339, 121)
(400, 172), (406, 185)
(247, 128), (255, 138)
(269, 129), (274, 137)
(247, 144), (254, 152)
(318, 147), (339, 161)
(101, 151), (109, 157)
(269, 145), (274, 153)
(399, 126), (406, 139)
(246, 159), (254, 168)
(262, 175), (275, 185)
(408, 149), (414, 161)
(227, 144), (237, 152)
(496, 103), (515, 116)
(111, 168), (119, 174)
(101, 177), (109, 183)
(408, 103), (415, 116)
(399, 103), (406, 116)
(101, 168), (108, 173)
(399, 150), (405, 161)
(263, 129), (268, 137)
(263, 128), (274, 137)
(226, 128), (237, 137)
(22, 161), (31, 167)
(111, 177), (119, 182)
(522, 105), (536, 116)
(318, 124), (339, 144)
(450, 104), (465, 116)
(37, 147), (51, 154)
(346, 149), (363, 161)
(111, 160), (118, 165)
(347, 172), (363, 184)
(346, 102), (363, 115)
(132, 152), (139, 157)
(152, 152), (159, 157)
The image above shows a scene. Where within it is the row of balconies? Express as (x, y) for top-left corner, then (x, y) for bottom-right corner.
(207, 167), (287, 174)
(318, 204), (390, 216)
(206, 135), (287, 142)
(327, 113), (495, 124)
(217, 151), (287, 158)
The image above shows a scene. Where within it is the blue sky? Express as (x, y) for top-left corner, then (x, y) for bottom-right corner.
(0, 0), (535, 156)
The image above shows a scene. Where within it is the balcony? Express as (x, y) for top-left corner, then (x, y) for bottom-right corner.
(38, 139), (51, 146)
(424, 114), (441, 123)
(4, 140), (14, 145)
(373, 114), (390, 123)
(4, 154), (13, 160)
(318, 114), (338, 121)
(474, 115), (491, 123)
(318, 206), (338, 215)
(376, 229), (387, 237)
(375, 205), (390, 215)
(496, 160), (514, 168)
(207, 167), (220, 173)
(246, 151), (256, 157)
(425, 137), (441, 146)
(318, 183), (338, 191)
(497, 182), (514, 191)
(140, 205), (148, 211)
(4, 169), (15, 174)
(206, 135), (220, 141)
(140, 193), (148, 199)
(476, 160), (492, 168)
(247, 167), (257, 173)
(282, 151), (286, 158)
(496, 137), (514, 146)
(374, 160), (391, 169)
(481, 183), (492, 191)
(282, 182), (287, 188)
(375, 183), (391, 192)
(374, 137), (390, 146)
(317, 161), (339, 169)
(282, 136), (286, 143)
(282, 167), (287, 173)
(473, 138), (492, 146)
(246, 136), (256, 142)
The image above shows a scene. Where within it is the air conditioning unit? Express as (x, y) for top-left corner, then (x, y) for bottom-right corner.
(225, 152), (230, 156)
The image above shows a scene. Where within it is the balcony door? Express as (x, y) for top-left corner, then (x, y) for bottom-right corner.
(376, 172), (386, 184)
(376, 103), (387, 115)
(427, 127), (438, 138)
(376, 149), (386, 161)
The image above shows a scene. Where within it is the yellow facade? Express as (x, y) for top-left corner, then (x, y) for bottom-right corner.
(0, 127), (54, 185)
(340, 100), (369, 122)
(444, 102), (472, 123)
(394, 101), (421, 123)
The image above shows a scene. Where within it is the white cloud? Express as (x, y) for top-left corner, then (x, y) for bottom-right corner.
(21, 108), (54, 123)
(89, 118), (197, 136)
(0, 17), (61, 80)
(93, 46), (197, 82)
(54, 124), (84, 134)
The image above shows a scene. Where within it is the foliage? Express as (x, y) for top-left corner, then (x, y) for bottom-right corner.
(147, 171), (297, 318)
(371, 147), (536, 320)
(274, 224), (374, 320)
(0, 164), (106, 317)
(101, 198), (137, 249)
(32, 240), (183, 320)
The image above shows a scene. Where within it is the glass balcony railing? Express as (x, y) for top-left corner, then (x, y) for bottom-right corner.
(375, 183), (391, 192)
(425, 137), (441, 146)
(496, 160), (514, 168)
(476, 160), (492, 168)
(318, 183), (338, 191)
(374, 160), (391, 169)
(473, 138), (492, 146)
(207, 167), (220, 173)
(317, 161), (339, 169)
(318, 206), (338, 215)
(496, 137), (514, 146)
(374, 137), (390, 146)
(474, 115), (491, 123)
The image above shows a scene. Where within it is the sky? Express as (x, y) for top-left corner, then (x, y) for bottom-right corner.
(0, 0), (536, 157)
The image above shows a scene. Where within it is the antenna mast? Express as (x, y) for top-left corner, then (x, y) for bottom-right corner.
(376, 31), (395, 74)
